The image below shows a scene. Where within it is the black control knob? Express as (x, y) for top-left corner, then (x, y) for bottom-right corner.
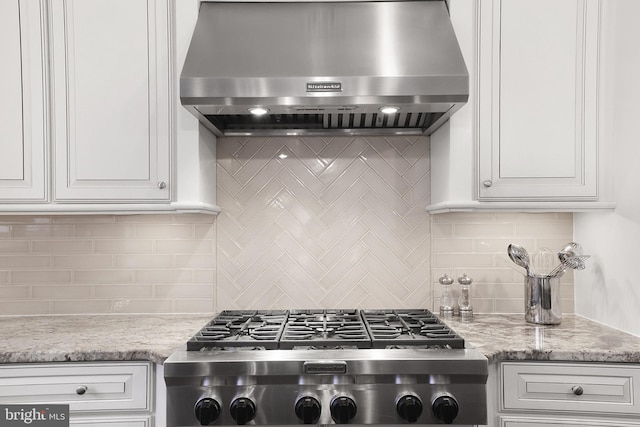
(432, 395), (459, 425)
(230, 397), (256, 425)
(295, 396), (321, 424)
(397, 395), (423, 423)
(194, 398), (221, 426)
(330, 396), (357, 424)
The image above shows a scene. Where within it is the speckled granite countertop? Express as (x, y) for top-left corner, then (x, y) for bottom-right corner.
(1, 313), (639, 365)
(0, 314), (212, 365)
(444, 314), (640, 364)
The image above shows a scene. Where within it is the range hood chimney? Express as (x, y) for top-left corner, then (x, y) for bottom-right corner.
(181, 0), (469, 137)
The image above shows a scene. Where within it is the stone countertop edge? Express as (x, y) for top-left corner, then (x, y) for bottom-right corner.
(443, 313), (640, 364)
(0, 313), (213, 365)
(1, 313), (640, 365)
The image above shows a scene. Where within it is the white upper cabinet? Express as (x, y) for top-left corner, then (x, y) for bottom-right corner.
(50, 0), (171, 202)
(0, 0), (219, 214)
(478, 0), (598, 201)
(0, 0), (47, 202)
(428, 0), (614, 213)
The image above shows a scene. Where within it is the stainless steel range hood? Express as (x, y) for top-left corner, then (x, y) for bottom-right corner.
(181, 0), (468, 137)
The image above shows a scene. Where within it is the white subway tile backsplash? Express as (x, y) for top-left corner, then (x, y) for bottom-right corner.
(135, 224), (195, 239)
(134, 269), (194, 283)
(155, 239), (214, 254)
(0, 138), (575, 316)
(0, 300), (50, 315)
(0, 286), (29, 299)
(32, 240), (94, 253)
(74, 270), (135, 284)
(75, 223), (135, 238)
(94, 239), (154, 253)
(0, 255), (50, 269)
(93, 284), (154, 298)
(32, 285), (92, 299)
(52, 255), (113, 269)
(114, 254), (173, 268)
(0, 241), (30, 252)
(11, 270), (72, 284)
(11, 225), (75, 238)
(431, 212), (574, 314)
(0, 214), (215, 315)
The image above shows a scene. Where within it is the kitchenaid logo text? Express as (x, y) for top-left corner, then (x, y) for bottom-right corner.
(1, 405), (68, 426)
(306, 82), (342, 92)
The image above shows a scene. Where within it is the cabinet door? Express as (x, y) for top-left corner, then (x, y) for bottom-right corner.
(478, 0), (599, 201)
(50, 0), (171, 202)
(0, 0), (47, 202)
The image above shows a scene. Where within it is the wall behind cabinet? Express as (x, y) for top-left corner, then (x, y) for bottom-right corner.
(574, 0), (640, 337)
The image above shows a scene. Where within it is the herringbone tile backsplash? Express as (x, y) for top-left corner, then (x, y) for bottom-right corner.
(215, 136), (431, 310)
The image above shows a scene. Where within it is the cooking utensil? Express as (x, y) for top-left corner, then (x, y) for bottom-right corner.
(559, 242), (584, 258)
(532, 247), (554, 276)
(547, 255), (591, 277)
(508, 244), (531, 276)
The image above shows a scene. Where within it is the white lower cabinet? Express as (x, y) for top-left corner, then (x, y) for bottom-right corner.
(0, 362), (154, 426)
(492, 362), (640, 427)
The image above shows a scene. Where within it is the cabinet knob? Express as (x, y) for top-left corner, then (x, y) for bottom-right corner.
(76, 385), (88, 395)
(482, 179), (493, 187)
(571, 385), (584, 396)
(158, 181), (167, 189)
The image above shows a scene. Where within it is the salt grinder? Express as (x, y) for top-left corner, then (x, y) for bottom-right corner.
(439, 274), (455, 318)
(458, 273), (473, 321)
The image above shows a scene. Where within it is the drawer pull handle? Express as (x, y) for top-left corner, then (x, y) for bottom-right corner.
(76, 385), (88, 395)
(572, 385), (584, 396)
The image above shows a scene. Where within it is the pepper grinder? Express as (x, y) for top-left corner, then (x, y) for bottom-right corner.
(458, 273), (473, 321)
(438, 274), (455, 318)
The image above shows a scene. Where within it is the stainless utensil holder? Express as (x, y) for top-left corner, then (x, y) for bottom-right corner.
(524, 275), (562, 325)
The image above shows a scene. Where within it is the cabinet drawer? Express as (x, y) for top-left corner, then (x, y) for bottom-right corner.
(500, 415), (640, 427)
(71, 416), (151, 427)
(502, 362), (640, 415)
(0, 362), (151, 412)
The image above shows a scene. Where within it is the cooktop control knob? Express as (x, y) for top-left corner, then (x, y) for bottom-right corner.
(194, 398), (221, 426)
(432, 395), (459, 425)
(397, 395), (423, 423)
(330, 396), (357, 424)
(295, 396), (321, 424)
(230, 397), (256, 425)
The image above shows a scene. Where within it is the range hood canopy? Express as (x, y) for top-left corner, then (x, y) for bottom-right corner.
(181, 0), (469, 137)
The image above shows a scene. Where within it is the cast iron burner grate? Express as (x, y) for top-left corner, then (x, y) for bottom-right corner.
(279, 309), (371, 349)
(362, 309), (465, 349)
(187, 310), (287, 350)
(186, 309), (464, 351)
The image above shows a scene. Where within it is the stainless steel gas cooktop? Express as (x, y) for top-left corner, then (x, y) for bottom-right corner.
(164, 309), (487, 427)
